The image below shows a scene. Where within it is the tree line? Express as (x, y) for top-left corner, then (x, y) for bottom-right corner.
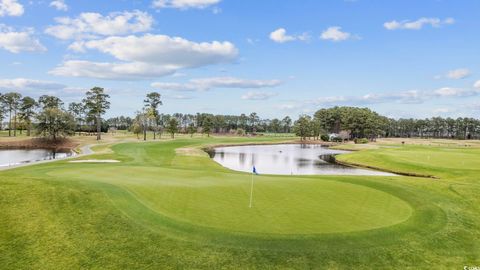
(292, 106), (480, 141)
(125, 101), (480, 141)
(0, 89), (293, 141)
(125, 100), (294, 139)
(1, 89), (479, 141)
(0, 87), (110, 141)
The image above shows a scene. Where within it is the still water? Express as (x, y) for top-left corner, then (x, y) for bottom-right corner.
(0, 149), (74, 167)
(210, 144), (395, 176)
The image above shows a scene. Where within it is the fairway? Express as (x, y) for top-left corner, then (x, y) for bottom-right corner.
(49, 148), (413, 234)
(1, 137), (479, 269)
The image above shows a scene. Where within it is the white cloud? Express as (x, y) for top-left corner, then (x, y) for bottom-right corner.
(0, 25), (46, 53)
(320, 26), (351, 42)
(269, 28), (295, 43)
(297, 32), (311, 41)
(171, 72), (187, 77)
(0, 80), (90, 98)
(0, 78), (66, 91)
(474, 80), (480, 89)
(164, 94), (193, 99)
(151, 77), (282, 91)
(52, 34), (238, 79)
(152, 0), (220, 9)
(433, 87), (477, 97)
(45, 10), (153, 40)
(61, 87), (88, 95)
(314, 96), (350, 104)
(446, 68), (471, 79)
(212, 6), (221, 14)
(150, 82), (192, 91)
(0, 0), (23, 17)
(276, 103), (301, 111)
(384, 17), (454, 30)
(50, 0), (68, 11)
(433, 108), (455, 114)
(191, 77), (282, 90)
(469, 101), (480, 112)
(246, 38), (262, 45)
(269, 28), (309, 43)
(70, 34), (237, 66)
(49, 60), (178, 80)
(241, 91), (277, 100)
(432, 88), (455, 97)
(308, 87), (479, 106)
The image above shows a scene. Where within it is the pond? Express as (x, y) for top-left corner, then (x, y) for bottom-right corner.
(0, 149), (75, 168)
(210, 144), (395, 176)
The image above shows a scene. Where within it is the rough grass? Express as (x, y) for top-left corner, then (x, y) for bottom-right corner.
(1, 136), (479, 269)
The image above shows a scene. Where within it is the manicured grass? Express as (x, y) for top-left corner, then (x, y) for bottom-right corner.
(1, 136), (479, 269)
(0, 130), (23, 136)
(0, 130), (29, 138)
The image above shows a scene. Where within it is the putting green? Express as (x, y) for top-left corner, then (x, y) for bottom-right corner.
(127, 175), (413, 234)
(48, 141), (412, 235)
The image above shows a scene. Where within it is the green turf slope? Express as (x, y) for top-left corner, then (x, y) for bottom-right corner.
(1, 137), (479, 269)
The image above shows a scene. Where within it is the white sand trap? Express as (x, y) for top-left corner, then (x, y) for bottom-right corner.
(69, 159), (120, 163)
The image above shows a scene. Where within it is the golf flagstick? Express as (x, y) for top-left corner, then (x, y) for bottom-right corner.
(249, 171), (254, 208)
(249, 166), (258, 208)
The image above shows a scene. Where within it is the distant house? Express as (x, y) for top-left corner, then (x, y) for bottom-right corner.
(328, 133), (339, 141)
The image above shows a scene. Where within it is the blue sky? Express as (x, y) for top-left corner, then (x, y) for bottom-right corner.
(1, 0), (480, 119)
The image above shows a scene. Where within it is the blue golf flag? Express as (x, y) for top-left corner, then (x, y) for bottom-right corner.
(253, 166), (258, 175)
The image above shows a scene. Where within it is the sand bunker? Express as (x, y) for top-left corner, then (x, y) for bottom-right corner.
(69, 159), (120, 163)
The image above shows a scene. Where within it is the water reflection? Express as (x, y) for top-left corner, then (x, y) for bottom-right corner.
(239, 153), (246, 166)
(210, 144), (395, 176)
(318, 154), (337, 164)
(0, 149), (74, 167)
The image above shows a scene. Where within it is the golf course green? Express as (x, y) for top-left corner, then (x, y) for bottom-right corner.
(1, 136), (479, 269)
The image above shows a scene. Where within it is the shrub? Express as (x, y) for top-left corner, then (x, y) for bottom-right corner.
(332, 137), (343, 142)
(320, 134), (329, 141)
(354, 138), (369, 144)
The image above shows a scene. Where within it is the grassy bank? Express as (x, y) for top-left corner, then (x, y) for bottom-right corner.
(0, 136), (479, 269)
